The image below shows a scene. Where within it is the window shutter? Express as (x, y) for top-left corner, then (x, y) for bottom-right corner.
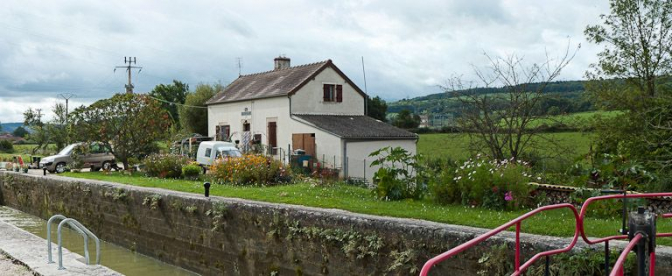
(336, 85), (343, 102)
(323, 84), (330, 101)
(215, 125), (221, 140)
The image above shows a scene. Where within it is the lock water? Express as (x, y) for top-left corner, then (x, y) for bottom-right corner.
(0, 206), (198, 276)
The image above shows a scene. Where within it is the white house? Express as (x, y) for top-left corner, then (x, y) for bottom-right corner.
(205, 57), (417, 182)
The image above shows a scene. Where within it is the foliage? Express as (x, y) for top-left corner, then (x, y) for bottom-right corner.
(444, 50), (577, 161)
(528, 248), (635, 276)
(585, 0), (672, 185)
(178, 83), (222, 135)
(431, 155), (534, 210)
(210, 154), (291, 185)
(68, 143), (88, 172)
(477, 243), (511, 276)
(366, 96), (388, 122)
(0, 140), (14, 153)
(369, 146), (426, 200)
(392, 109), (420, 129)
(23, 103), (69, 153)
(143, 153), (188, 179)
(150, 80), (189, 129)
(585, 0), (672, 98)
(11, 126), (28, 138)
(589, 154), (656, 191)
(70, 93), (171, 169)
(182, 162), (201, 180)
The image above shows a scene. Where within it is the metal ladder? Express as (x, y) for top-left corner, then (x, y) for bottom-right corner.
(46, 214), (101, 270)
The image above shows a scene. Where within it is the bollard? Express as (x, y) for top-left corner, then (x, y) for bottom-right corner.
(43, 168), (47, 176)
(204, 182), (211, 197)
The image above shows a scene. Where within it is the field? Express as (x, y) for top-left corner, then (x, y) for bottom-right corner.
(418, 132), (595, 163)
(0, 144), (57, 163)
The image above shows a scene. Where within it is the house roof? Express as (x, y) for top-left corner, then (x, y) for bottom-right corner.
(206, 59), (366, 105)
(293, 115), (418, 140)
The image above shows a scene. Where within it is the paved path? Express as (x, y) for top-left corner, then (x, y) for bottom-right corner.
(0, 220), (120, 276)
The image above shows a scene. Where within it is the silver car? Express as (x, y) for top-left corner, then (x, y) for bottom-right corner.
(39, 143), (116, 173)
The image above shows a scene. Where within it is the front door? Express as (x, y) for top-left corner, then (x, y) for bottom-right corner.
(268, 122), (277, 155)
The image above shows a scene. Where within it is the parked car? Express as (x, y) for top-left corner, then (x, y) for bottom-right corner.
(39, 142), (116, 173)
(196, 141), (242, 168)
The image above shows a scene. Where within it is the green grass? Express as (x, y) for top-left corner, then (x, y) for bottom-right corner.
(528, 111), (622, 128)
(418, 132), (595, 162)
(0, 144), (58, 163)
(60, 172), (672, 245)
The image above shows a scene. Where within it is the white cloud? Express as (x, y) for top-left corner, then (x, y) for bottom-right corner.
(0, 0), (611, 122)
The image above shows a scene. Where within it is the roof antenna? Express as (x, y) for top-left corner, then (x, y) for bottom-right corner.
(361, 56), (368, 116)
(237, 57), (242, 77)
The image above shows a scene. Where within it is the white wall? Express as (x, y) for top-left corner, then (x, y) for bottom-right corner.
(291, 67), (365, 115)
(344, 140), (417, 184)
(208, 97), (291, 153)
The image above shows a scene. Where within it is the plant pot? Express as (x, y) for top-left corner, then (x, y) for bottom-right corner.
(22, 168), (28, 173)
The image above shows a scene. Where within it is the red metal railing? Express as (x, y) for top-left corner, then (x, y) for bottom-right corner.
(420, 192), (672, 276)
(419, 203), (580, 276)
(609, 233), (643, 276)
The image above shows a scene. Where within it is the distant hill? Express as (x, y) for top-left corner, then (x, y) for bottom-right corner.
(0, 123), (25, 134)
(387, 80), (593, 127)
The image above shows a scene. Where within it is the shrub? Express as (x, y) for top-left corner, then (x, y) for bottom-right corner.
(369, 146), (426, 201)
(182, 163), (201, 180)
(143, 154), (188, 178)
(210, 154), (291, 185)
(431, 155), (534, 210)
(0, 140), (14, 153)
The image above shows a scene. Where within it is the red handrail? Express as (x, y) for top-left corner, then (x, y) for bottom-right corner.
(419, 203), (580, 276)
(609, 233), (642, 276)
(578, 193), (672, 245)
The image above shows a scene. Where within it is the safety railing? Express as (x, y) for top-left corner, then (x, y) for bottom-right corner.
(421, 192), (672, 276)
(419, 203), (580, 276)
(46, 214), (100, 270)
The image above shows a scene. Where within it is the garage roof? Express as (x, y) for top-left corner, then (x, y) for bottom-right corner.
(294, 115), (418, 140)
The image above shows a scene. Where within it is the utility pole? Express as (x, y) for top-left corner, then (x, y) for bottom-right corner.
(237, 57), (242, 77)
(115, 57), (142, 94)
(58, 93), (75, 144)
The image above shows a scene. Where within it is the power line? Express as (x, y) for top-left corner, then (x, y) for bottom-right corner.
(145, 95), (208, 109)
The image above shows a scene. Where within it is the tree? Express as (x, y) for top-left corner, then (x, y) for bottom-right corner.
(585, 0), (672, 98)
(12, 126), (29, 138)
(150, 80), (189, 129)
(444, 49), (576, 161)
(367, 96), (388, 122)
(70, 93), (171, 169)
(392, 109), (421, 129)
(178, 83), (222, 135)
(585, 0), (672, 178)
(23, 105), (69, 153)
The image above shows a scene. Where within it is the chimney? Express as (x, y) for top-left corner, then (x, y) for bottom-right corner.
(274, 56), (290, 70)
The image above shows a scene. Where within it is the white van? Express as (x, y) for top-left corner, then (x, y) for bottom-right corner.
(196, 141), (242, 167)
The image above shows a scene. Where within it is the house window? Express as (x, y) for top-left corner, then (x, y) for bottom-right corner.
(243, 121), (250, 132)
(323, 84), (343, 102)
(216, 125), (230, 141)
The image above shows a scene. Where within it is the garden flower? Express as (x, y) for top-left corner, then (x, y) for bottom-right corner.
(504, 191), (513, 201)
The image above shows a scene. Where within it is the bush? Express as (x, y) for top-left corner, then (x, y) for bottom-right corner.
(0, 140), (14, 153)
(143, 154), (188, 178)
(431, 155), (534, 210)
(210, 155), (291, 185)
(182, 163), (201, 180)
(369, 146), (426, 201)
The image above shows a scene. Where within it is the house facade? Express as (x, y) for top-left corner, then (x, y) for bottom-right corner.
(205, 57), (417, 182)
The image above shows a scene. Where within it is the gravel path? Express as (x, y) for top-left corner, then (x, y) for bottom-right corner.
(0, 253), (34, 276)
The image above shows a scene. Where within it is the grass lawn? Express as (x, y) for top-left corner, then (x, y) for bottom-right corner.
(61, 172), (672, 245)
(0, 144), (57, 163)
(418, 132), (595, 162)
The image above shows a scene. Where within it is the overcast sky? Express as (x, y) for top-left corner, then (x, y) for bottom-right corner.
(0, 0), (610, 123)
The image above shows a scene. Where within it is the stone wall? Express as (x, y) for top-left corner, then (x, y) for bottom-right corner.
(1, 172), (671, 275)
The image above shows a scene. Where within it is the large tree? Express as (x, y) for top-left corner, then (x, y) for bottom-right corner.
(444, 49), (576, 161)
(178, 83), (222, 135)
(150, 80), (189, 129)
(392, 109), (421, 129)
(70, 93), (171, 169)
(367, 96), (388, 122)
(585, 0), (672, 177)
(12, 126), (28, 138)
